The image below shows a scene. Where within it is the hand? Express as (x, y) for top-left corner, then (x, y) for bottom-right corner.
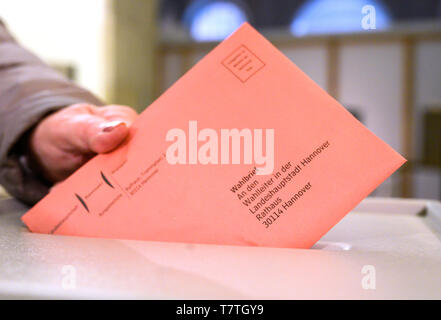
(29, 103), (138, 183)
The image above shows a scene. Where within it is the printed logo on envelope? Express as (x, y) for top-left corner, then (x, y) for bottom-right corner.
(222, 44), (265, 82)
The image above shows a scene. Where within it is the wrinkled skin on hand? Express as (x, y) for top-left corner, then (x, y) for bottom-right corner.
(29, 103), (138, 183)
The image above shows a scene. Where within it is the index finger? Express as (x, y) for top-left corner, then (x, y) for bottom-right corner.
(95, 105), (138, 127)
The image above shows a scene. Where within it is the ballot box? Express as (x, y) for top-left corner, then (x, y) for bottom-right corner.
(0, 196), (440, 299)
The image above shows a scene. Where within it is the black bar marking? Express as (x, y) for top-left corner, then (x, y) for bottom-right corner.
(101, 171), (114, 188)
(75, 193), (89, 212)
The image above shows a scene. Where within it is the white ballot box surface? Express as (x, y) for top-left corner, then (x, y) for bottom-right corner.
(0, 196), (440, 299)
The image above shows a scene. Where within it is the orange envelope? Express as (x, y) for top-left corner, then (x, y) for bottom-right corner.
(22, 23), (406, 249)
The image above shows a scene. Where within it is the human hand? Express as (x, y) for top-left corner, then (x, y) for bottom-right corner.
(29, 103), (138, 182)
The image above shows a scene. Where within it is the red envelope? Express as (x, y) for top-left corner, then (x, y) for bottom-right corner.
(22, 23), (406, 248)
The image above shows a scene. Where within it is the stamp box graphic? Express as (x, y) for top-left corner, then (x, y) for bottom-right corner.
(22, 23), (406, 249)
(222, 44), (265, 82)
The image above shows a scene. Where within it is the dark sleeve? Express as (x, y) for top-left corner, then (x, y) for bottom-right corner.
(0, 19), (104, 205)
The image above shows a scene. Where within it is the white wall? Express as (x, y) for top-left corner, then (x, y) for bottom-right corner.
(0, 0), (108, 100)
(339, 43), (404, 153)
(282, 46), (328, 91)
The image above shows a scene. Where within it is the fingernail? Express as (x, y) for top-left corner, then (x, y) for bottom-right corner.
(101, 121), (126, 133)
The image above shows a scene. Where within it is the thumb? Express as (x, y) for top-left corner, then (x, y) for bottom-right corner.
(87, 120), (130, 154)
(66, 116), (130, 154)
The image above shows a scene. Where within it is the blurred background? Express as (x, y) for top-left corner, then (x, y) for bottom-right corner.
(0, 0), (440, 200)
